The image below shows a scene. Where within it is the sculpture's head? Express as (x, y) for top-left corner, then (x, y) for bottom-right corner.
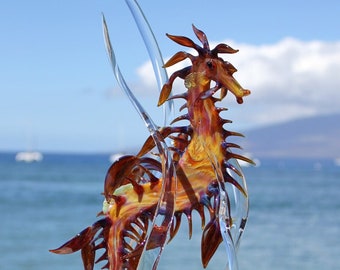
(158, 24), (251, 105)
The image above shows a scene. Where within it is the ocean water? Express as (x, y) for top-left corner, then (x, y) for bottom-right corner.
(1, 153), (339, 270)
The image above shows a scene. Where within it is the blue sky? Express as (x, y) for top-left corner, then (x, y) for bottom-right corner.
(1, 0), (339, 153)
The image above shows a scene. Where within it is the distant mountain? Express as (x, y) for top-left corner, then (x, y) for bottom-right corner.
(235, 113), (340, 158)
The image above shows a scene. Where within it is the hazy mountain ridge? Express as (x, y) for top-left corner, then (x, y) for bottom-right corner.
(237, 113), (340, 158)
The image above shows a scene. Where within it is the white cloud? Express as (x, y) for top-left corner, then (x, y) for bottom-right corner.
(127, 38), (340, 130)
(137, 60), (157, 89)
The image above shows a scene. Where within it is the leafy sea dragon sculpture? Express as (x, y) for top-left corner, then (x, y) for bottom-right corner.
(50, 2), (253, 269)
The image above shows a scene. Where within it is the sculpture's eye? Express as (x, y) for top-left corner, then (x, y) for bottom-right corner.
(206, 60), (214, 70)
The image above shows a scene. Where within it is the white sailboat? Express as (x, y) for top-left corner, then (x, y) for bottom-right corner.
(15, 123), (43, 162)
(15, 151), (43, 162)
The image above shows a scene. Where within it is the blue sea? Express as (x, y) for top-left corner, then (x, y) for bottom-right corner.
(1, 152), (339, 270)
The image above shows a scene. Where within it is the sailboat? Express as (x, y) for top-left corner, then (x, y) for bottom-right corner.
(15, 123), (43, 162)
(15, 151), (43, 162)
